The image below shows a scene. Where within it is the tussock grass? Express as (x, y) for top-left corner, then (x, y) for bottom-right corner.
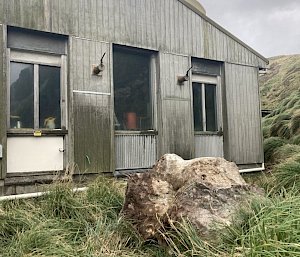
(272, 161), (300, 193)
(263, 137), (286, 162)
(291, 111), (300, 135)
(2, 175), (300, 256)
(273, 144), (300, 163)
(0, 178), (155, 257)
(291, 135), (300, 145)
(221, 193), (300, 256)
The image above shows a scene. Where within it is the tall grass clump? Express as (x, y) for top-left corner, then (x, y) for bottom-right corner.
(160, 219), (223, 257)
(291, 134), (300, 145)
(272, 160), (300, 193)
(0, 178), (155, 257)
(290, 110), (300, 135)
(263, 137), (286, 162)
(221, 193), (300, 256)
(272, 144), (300, 163)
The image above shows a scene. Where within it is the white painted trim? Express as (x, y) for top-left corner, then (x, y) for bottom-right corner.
(239, 163), (265, 173)
(10, 50), (61, 67)
(0, 187), (88, 201)
(73, 90), (111, 96)
(193, 74), (218, 84)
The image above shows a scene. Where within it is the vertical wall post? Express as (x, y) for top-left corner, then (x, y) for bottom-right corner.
(0, 24), (7, 182)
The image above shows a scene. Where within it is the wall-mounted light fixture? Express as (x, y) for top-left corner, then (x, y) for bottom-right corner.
(92, 52), (106, 76)
(177, 66), (193, 85)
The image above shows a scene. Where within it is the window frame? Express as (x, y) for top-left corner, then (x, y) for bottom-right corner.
(192, 74), (222, 135)
(113, 45), (157, 134)
(7, 49), (67, 134)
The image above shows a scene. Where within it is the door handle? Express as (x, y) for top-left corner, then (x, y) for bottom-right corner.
(59, 148), (65, 153)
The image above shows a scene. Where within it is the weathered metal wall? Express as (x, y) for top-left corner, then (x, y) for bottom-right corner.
(0, 0), (267, 68)
(195, 135), (223, 158)
(70, 37), (113, 173)
(115, 134), (157, 170)
(158, 53), (194, 159)
(0, 24), (7, 179)
(224, 63), (263, 164)
(0, 0), (267, 172)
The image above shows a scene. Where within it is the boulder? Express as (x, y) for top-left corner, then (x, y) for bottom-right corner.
(122, 154), (262, 240)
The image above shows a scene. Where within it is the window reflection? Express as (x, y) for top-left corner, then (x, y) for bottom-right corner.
(193, 82), (218, 132)
(39, 66), (61, 129)
(10, 62), (34, 129)
(113, 47), (152, 131)
(193, 83), (203, 131)
(205, 84), (217, 132)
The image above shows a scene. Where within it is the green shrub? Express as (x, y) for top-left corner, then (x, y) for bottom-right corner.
(263, 137), (286, 163)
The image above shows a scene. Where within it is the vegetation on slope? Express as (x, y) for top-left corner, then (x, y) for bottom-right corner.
(260, 54), (300, 110)
(261, 55), (300, 162)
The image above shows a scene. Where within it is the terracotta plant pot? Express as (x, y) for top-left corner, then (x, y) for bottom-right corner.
(125, 112), (137, 129)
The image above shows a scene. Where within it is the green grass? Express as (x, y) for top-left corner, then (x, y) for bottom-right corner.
(263, 137), (286, 162)
(2, 173), (300, 257)
(220, 193), (300, 256)
(0, 178), (160, 257)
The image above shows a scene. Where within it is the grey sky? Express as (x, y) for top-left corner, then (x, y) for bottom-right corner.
(200, 0), (300, 58)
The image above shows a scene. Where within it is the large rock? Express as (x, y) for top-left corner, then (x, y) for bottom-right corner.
(122, 154), (262, 240)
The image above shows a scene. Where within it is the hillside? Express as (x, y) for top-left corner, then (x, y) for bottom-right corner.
(260, 54), (300, 110)
(260, 55), (300, 142)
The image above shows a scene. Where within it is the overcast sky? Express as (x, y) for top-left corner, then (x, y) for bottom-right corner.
(200, 0), (300, 58)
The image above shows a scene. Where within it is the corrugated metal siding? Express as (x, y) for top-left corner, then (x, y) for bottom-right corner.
(0, 0), (266, 67)
(158, 53), (194, 159)
(0, 24), (7, 179)
(195, 135), (223, 158)
(224, 63), (263, 164)
(70, 37), (113, 173)
(115, 134), (157, 170)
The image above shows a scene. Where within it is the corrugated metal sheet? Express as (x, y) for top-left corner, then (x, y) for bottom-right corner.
(224, 63), (263, 164)
(70, 37), (113, 173)
(115, 134), (157, 170)
(195, 135), (223, 158)
(158, 53), (194, 159)
(0, 24), (7, 179)
(0, 0), (267, 67)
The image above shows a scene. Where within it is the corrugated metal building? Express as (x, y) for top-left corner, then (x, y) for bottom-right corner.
(0, 0), (268, 195)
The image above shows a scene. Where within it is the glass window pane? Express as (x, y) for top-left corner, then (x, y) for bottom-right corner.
(39, 65), (61, 129)
(10, 62), (34, 129)
(113, 48), (152, 131)
(193, 83), (203, 131)
(205, 84), (217, 131)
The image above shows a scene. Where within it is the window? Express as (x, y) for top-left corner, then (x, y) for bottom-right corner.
(113, 46), (155, 131)
(9, 51), (65, 130)
(192, 76), (219, 132)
